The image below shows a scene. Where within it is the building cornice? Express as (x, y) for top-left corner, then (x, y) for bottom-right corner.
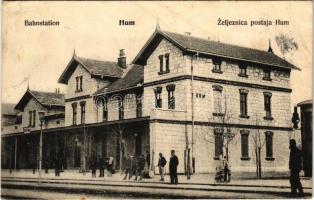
(143, 75), (292, 93)
(65, 95), (92, 102)
(150, 119), (293, 131)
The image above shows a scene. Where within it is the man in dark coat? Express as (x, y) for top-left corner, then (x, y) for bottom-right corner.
(99, 157), (105, 177)
(169, 150), (179, 184)
(289, 139), (304, 197)
(123, 154), (132, 180)
(158, 153), (167, 181)
(134, 155), (145, 181)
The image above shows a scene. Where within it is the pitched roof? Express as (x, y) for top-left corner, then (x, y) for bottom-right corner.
(15, 89), (65, 111)
(1, 103), (19, 115)
(297, 99), (312, 106)
(133, 29), (299, 70)
(95, 64), (143, 95)
(58, 54), (124, 84)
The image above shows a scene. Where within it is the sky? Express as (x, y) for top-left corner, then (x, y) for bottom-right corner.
(2, 1), (312, 109)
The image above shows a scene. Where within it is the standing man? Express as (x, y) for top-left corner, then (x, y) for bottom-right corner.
(157, 153), (167, 181)
(289, 139), (304, 197)
(169, 150), (179, 184)
(134, 154), (145, 181)
(145, 150), (150, 170)
(123, 154), (132, 180)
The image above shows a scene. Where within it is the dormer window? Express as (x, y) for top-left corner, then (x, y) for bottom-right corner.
(212, 58), (222, 73)
(76, 76), (83, 92)
(239, 64), (248, 77)
(263, 69), (271, 81)
(158, 54), (170, 75)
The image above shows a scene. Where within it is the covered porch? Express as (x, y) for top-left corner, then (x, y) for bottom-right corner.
(1, 117), (150, 172)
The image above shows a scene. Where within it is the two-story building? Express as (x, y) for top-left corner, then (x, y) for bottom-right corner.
(1, 89), (65, 169)
(2, 27), (299, 177)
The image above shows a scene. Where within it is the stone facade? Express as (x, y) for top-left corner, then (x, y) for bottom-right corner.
(143, 37), (295, 175)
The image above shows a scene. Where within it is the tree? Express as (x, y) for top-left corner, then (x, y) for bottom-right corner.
(251, 115), (266, 179)
(198, 92), (238, 162)
(275, 33), (298, 58)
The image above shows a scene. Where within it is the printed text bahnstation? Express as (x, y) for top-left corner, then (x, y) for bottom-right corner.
(24, 20), (60, 26)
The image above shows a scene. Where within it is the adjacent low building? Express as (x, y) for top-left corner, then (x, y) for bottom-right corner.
(1, 27), (299, 177)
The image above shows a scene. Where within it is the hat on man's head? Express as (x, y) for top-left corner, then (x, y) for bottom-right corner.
(290, 139), (296, 147)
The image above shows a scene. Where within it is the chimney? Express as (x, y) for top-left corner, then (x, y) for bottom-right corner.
(185, 32), (191, 36)
(118, 49), (127, 69)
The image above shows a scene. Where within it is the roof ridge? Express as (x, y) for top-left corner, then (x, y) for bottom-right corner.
(161, 30), (275, 55)
(30, 89), (65, 96)
(76, 56), (118, 64)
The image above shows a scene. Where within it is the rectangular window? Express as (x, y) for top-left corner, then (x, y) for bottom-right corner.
(165, 53), (170, 72)
(239, 64), (248, 77)
(241, 130), (249, 159)
(212, 59), (222, 73)
(265, 131), (274, 159)
(136, 94), (142, 118)
(80, 101), (86, 124)
(118, 98), (124, 120)
(264, 92), (272, 119)
(239, 89), (249, 118)
(154, 87), (162, 108)
(76, 76), (83, 92)
(214, 128), (223, 159)
(72, 103), (77, 125)
(79, 76), (83, 91)
(76, 77), (79, 91)
(212, 85), (224, 115)
(29, 111), (32, 127)
(103, 99), (108, 122)
(159, 55), (164, 73)
(166, 84), (175, 109)
(263, 69), (271, 80)
(32, 110), (36, 127)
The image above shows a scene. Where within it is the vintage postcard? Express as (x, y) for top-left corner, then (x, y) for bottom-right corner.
(1, 1), (312, 199)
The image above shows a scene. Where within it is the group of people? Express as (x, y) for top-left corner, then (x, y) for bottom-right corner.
(89, 156), (115, 178)
(157, 150), (179, 184)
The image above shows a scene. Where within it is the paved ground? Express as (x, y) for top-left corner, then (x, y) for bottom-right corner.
(1, 170), (312, 199)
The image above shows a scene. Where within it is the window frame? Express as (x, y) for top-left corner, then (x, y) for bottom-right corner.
(158, 54), (170, 75)
(72, 102), (77, 125)
(263, 92), (273, 120)
(214, 128), (223, 160)
(80, 101), (86, 124)
(239, 89), (249, 118)
(75, 76), (83, 92)
(263, 69), (272, 81)
(118, 96), (124, 120)
(166, 84), (176, 110)
(212, 85), (224, 116)
(240, 130), (250, 160)
(32, 110), (36, 127)
(212, 58), (223, 74)
(102, 98), (108, 122)
(265, 131), (274, 160)
(238, 64), (248, 77)
(154, 87), (163, 108)
(136, 94), (142, 118)
(29, 111), (33, 127)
